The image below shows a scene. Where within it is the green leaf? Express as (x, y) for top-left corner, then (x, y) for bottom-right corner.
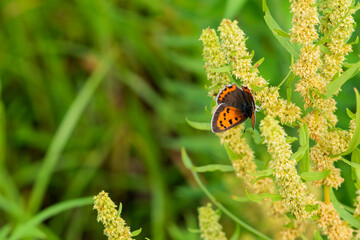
(332, 88), (360, 157)
(208, 64), (232, 73)
(246, 168), (274, 177)
(185, 118), (211, 131)
(323, 63), (360, 99)
(229, 225), (241, 240)
(231, 195), (251, 202)
(314, 230), (323, 240)
(188, 228), (201, 233)
(286, 136), (298, 143)
(118, 202), (122, 215)
(305, 204), (319, 212)
(250, 84), (265, 92)
(181, 147), (193, 169)
(292, 147), (307, 162)
(193, 164), (234, 173)
(349, 36), (359, 45)
(351, 149), (360, 190)
(205, 106), (212, 116)
(251, 57), (265, 72)
(252, 129), (264, 144)
(330, 188), (360, 229)
(286, 72), (296, 102)
(263, 0), (299, 57)
(245, 189), (283, 203)
(299, 170), (330, 182)
(319, 44), (331, 54)
(131, 228), (142, 237)
(292, 123), (309, 172)
(283, 221), (294, 228)
(347, 108), (356, 120)
(273, 28), (290, 37)
(224, 143), (245, 161)
(341, 156), (360, 169)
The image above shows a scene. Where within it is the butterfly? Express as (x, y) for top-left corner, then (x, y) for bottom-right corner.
(211, 83), (256, 133)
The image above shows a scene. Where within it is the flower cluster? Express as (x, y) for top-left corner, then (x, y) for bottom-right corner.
(198, 0), (358, 237)
(280, 220), (306, 240)
(93, 191), (134, 240)
(317, 202), (353, 240)
(200, 19), (302, 194)
(199, 28), (229, 97)
(198, 203), (227, 240)
(290, 0), (319, 45)
(260, 115), (317, 220)
(311, 129), (352, 188)
(319, 0), (355, 80)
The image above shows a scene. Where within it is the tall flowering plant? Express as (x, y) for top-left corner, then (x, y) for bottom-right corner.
(183, 1), (360, 239)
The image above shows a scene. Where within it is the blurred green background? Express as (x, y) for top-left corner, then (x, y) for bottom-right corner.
(0, 0), (359, 239)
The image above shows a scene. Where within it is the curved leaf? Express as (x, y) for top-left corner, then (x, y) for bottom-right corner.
(332, 88), (360, 157)
(245, 189), (283, 203)
(263, 0), (299, 57)
(300, 170), (330, 182)
(193, 164), (234, 173)
(351, 149), (360, 190)
(224, 143), (245, 161)
(330, 188), (360, 229)
(323, 63), (360, 99)
(186, 118), (211, 131)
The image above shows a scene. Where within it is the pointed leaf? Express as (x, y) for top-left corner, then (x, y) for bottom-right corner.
(186, 118), (211, 131)
(208, 64), (232, 73)
(193, 164), (234, 173)
(273, 28), (291, 37)
(246, 168), (274, 177)
(351, 149), (360, 189)
(224, 143), (245, 161)
(323, 63), (360, 99)
(286, 136), (298, 143)
(332, 88), (360, 157)
(330, 188), (360, 229)
(181, 147), (193, 169)
(299, 170), (330, 182)
(314, 230), (323, 240)
(263, 0), (299, 57)
(347, 108), (356, 120)
(245, 189), (283, 203)
(252, 129), (264, 144)
(131, 228), (142, 237)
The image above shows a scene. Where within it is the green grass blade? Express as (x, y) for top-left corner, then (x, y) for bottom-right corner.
(9, 197), (93, 240)
(27, 53), (113, 215)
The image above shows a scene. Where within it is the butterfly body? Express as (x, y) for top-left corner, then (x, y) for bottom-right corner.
(211, 84), (256, 133)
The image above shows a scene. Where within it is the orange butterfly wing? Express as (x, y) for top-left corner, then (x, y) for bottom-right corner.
(211, 104), (247, 133)
(216, 84), (239, 105)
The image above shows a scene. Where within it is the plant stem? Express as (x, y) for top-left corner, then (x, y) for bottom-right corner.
(324, 185), (330, 204)
(191, 169), (272, 240)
